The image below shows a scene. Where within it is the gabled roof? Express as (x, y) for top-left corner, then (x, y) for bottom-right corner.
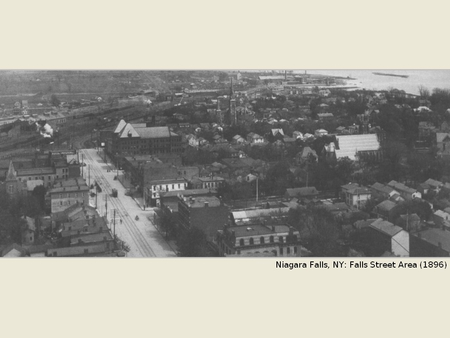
(5, 160), (16, 181)
(424, 178), (443, 187)
(118, 123), (140, 138)
(114, 119), (127, 134)
(413, 228), (450, 252)
(375, 200), (397, 212)
(335, 134), (380, 160)
(436, 133), (450, 143)
(369, 219), (403, 237)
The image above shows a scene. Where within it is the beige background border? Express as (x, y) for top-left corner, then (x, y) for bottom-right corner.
(1, 1), (450, 337)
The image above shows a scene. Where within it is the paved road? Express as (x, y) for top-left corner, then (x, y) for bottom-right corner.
(79, 148), (177, 257)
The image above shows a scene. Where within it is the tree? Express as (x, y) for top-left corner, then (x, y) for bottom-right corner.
(177, 227), (209, 257)
(288, 205), (346, 256)
(32, 185), (46, 212)
(50, 94), (60, 107)
(418, 85), (430, 99)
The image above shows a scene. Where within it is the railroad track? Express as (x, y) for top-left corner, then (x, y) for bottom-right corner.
(82, 149), (156, 257)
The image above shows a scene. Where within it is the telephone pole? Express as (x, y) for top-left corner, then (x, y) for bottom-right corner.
(113, 209), (116, 238)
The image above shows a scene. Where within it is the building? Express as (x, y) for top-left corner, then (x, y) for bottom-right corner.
(341, 183), (372, 210)
(370, 182), (399, 200)
(433, 210), (450, 230)
(190, 176), (224, 190)
(436, 132), (450, 159)
(109, 119), (182, 156)
(335, 134), (380, 161)
(177, 195), (229, 242)
(386, 181), (421, 200)
(145, 178), (187, 207)
(410, 228), (450, 256)
(216, 223), (301, 257)
(367, 219), (410, 257)
(3, 161), (23, 197)
(48, 178), (89, 213)
(374, 200), (398, 221)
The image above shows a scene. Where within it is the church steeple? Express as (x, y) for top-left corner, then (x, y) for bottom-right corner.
(6, 160), (17, 181)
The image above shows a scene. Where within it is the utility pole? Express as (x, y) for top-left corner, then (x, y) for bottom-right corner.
(113, 209), (116, 238)
(105, 194), (108, 219)
(88, 164), (90, 187)
(256, 176), (259, 205)
(95, 189), (98, 209)
(81, 154), (84, 178)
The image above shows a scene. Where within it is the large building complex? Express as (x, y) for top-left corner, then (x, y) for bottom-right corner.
(107, 119), (182, 156)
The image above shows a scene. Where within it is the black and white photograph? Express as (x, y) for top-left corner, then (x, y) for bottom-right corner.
(1, 69), (450, 258)
(2, 2), (450, 338)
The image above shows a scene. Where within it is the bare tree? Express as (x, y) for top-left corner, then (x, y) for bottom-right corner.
(418, 85), (430, 98)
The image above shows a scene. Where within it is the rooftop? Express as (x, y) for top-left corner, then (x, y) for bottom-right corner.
(413, 228), (450, 252)
(180, 195), (222, 208)
(335, 134), (380, 160)
(369, 219), (403, 237)
(227, 224), (291, 238)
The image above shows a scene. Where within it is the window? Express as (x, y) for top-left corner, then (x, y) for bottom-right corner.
(279, 236), (284, 243)
(280, 247), (283, 255)
(239, 239), (244, 246)
(287, 247), (291, 254)
(172, 184), (174, 189)
(294, 247), (297, 254)
(260, 236), (265, 244)
(249, 238), (254, 245)
(178, 184), (180, 188)
(270, 236), (274, 243)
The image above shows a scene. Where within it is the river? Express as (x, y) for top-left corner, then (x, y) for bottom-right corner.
(295, 70), (450, 95)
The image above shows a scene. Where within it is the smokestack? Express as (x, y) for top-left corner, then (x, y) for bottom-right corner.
(204, 201), (209, 207)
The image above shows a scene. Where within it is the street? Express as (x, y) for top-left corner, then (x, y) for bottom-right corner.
(79, 148), (177, 257)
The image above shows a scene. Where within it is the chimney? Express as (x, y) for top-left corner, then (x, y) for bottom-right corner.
(271, 226), (275, 231)
(204, 201), (209, 208)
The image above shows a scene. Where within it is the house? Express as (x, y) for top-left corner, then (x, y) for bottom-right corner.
(387, 181), (421, 200)
(410, 228), (450, 256)
(433, 210), (450, 229)
(436, 133), (450, 159)
(335, 134), (381, 161)
(424, 178), (443, 193)
(373, 200), (398, 221)
(317, 112), (334, 120)
(367, 219), (409, 257)
(314, 129), (328, 137)
(341, 183), (372, 210)
(296, 147), (318, 165)
(216, 223), (301, 257)
(232, 135), (246, 145)
(371, 182), (399, 200)
(0, 243), (27, 257)
(247, 132), (265, 144)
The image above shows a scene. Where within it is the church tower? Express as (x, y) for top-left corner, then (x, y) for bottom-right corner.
(5, 161), (20, 197)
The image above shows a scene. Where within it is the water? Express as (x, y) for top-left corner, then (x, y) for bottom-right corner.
(295, 70), (450, 95)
